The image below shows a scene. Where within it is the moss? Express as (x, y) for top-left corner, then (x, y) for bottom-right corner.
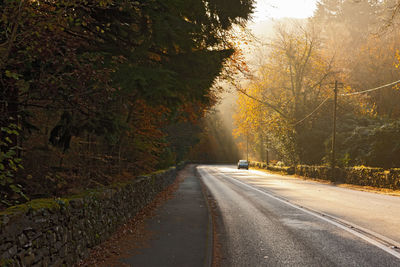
(66, 188), (103, 200)
(0, 198), (70, 216)
(0, 167), (173, 216)
(0, 259), (15, 267)
(110, 182), (128, 189)
(0, 205), (28, 215)
(152, 167), (173, 175)
(30, 198), (68, 210)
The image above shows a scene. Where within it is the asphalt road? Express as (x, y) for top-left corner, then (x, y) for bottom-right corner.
(198, 165), (400, 267)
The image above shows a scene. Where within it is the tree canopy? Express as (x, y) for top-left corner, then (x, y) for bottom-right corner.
(233, 0), (400, 168)
(0, 0), (255, 207)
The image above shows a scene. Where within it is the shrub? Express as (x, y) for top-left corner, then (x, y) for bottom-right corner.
(0, 124), (28, 208)
(250, 161), (400, 189)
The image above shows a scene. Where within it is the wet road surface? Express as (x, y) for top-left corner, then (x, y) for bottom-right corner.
(198, 165), (400, 267)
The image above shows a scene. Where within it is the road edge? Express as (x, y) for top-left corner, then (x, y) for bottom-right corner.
(194, 165), (214, 267)
(195, 166), (231, 267)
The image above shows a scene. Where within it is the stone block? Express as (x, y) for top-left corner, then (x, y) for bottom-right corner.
(21, 251), (35, 267)
(42, 256), (50, 267)
(0, 241), (12, 252)
(17, 233), (28, 247)
(46, 231), (56, 244)
(7, 245), (18, 258)
(54, 241), (62, 251)
(59, 245), (67, 258)
(50, 258), (63, 267)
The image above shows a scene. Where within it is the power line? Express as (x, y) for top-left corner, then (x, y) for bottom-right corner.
(288, 78), (400, 125)
(292, 97), (330, 126)
(339, 79), (400, 96)
(237, 78), (400, 127)
(235, 86), (289, 119)
(235, 83), (330, 126)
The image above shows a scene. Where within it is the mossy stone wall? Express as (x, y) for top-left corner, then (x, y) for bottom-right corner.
(250, 161), (400, 189)
(250, 162), (295, 175)
(0, 165), (183, 267)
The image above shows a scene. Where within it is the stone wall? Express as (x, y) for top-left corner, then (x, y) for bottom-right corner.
(250, 161), (400, 189)
(249, 162), (295, 175)
(0, 164), (184, 266)
(295, 165), (400, 189)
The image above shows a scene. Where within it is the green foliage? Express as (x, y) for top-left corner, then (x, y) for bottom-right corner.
(0, 124), (28, 207)
(164, 121), (202, 163)
(250, 161), (295, 175)
(0, 0), (255, 206)
(237, 0), (400, 169)
(189, 110), (240, 163)
(295, 164), (400, 189)
(0, 258), (15, 266)
(253, 161), (400, 189)
(338, 118), (400, 168)
(156, 146), (177, 170)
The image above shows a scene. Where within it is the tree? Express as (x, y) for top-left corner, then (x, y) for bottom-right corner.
(190, 110), (240, 163)
(0, 0), (256, 207)
(313, 0), (400, 119)
(234, 22), (335, 164)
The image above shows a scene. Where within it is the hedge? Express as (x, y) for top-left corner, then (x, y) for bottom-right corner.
(249, 162), (294, 175)
(249, 161), (400, 190)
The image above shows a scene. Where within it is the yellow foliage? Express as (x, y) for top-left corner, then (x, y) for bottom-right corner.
(233, 23), (336, 160)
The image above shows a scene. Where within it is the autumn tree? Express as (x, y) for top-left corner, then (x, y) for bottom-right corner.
(190, 110), (240, 163)
(313, 0), (400, 118)
(234, 22), (336, 164)
(0, 0), (255, 207)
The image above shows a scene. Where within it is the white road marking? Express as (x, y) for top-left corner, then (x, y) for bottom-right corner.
(199, 166), (400, 260)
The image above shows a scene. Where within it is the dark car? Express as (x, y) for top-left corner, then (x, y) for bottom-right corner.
(237, 160), (249, 170)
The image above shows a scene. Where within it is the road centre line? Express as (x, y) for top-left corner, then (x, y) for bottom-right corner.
(200, 167), (400, 260)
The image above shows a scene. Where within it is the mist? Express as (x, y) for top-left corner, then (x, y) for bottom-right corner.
(229, 0), (400, 167)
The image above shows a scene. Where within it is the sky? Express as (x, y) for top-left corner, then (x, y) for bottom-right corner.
(252, 0), (318, 21)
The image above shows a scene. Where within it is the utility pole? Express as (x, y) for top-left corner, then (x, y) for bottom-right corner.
(265, 135), (269, 165)
(246, 131), (249, 162)
(331, 80), (338, 182)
